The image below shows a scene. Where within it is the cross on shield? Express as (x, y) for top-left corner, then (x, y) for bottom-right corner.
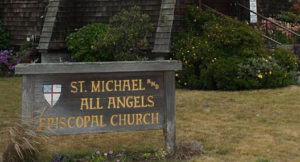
(43, 84), (62, 106)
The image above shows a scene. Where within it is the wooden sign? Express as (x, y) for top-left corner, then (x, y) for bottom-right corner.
(16, 61), (182, 155)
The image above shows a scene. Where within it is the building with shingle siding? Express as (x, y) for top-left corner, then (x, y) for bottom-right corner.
(0, 0), (293, 61)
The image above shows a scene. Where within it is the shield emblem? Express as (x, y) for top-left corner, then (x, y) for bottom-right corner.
(43, 84), (62, 106)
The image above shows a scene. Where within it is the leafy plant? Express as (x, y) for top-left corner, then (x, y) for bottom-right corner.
(172, 5), (298, 90)
(66, 6), (154, 62)
(0, 21), (11, 50)
(66, 23), (113, 62)
(270, 48), (298, 71)
(0, 50), (22, 76)
(107, 6), (154, 61)
(277, 11), (300, 23)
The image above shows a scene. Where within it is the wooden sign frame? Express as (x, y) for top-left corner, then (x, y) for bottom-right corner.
(16, 61), (182, 155)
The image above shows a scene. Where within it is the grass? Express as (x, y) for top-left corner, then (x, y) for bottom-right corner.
(0, 77), (300, 161)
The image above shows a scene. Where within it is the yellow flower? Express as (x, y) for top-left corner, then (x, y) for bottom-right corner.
(258, 74), (263, 79)
(269, 71), (272, 75)
(175, 73), (179, 77)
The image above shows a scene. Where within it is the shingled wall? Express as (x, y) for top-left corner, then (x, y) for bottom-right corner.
(47, 0), (163, 50)
(258, 0), (292, 17)
(0, 0), (195, 50)
(0, 0), (48, 47)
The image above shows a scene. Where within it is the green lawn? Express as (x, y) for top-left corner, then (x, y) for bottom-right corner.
(0, 77), (300, 161)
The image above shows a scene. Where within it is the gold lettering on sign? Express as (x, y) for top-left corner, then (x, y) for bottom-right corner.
(78, 81), (85, 93)
(80, 97), (103, 110)
(70, 81), (78, 93)
(106, 80), (113, 92)
(110, 114), (118, 126)
(117, 97), (126, 108)
(68, 116), (75, 128)
(90, 79), (148, 92)
(91, 115), (99, 128)
(76, 116), (84, 128)
(91, 81), (100, 92)
(84, 116), (91, 128)
(114, 80), (122, 91)
(80, 98), (88, 110)
(39, 117), (46, 130)
(96, 98), (103, 109)
(109, 113), (160, 126)
(60, 117), (67, 129)
(108, 97), (116, 109)
(123, 80), (131, 91)
(44, 78), (161, 132)
(38, 113), (158, 130)
(47, 117), (55, 129)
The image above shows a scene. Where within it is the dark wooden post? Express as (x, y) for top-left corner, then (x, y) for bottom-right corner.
(164, 71), (176, 155)
(199, 0), (202, 8)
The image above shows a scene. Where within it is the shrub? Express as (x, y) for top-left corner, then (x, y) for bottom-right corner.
(237, 57), (296, 89)
(200, 58), (247, 90)
(0, 50), (21, 76)
(184, 6), (217, 33)
(66, 23), (113, 62)
(108, 6), (154, 61)
(0, 21), (11, 50)
(202, 17), (265, 58)
(277, 11), (300, 23)
(66, 6), (154, 62)
(270, 48), (298, 71)
(172, 6), (298, 90)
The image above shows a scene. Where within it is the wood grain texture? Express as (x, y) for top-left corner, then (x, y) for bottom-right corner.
(15, 61), (182, 74)
(163, 71), (176, 155)
(22, 75), (35, 123)
(19, 61), (180, 155)
(30, 72), (165, 135)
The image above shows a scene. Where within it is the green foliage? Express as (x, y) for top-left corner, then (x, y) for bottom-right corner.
(270, 48), (298, 71)
(200, 58), (245, 90)
(202, 17), (265, 58)
(20, 41), (35, 51)
(0, 20), (11, 50)
(66, 6), (153, 62)
(270, 30), (292, 44)
(277, 11), (300, 23)
(238, 56), (296, 89)
(66, 23), (113, 62)
(108, 6), (154, 61)
(172, 6), (298, 90)
(184, 6), (217, 33)
(51, 147), (167, 162)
